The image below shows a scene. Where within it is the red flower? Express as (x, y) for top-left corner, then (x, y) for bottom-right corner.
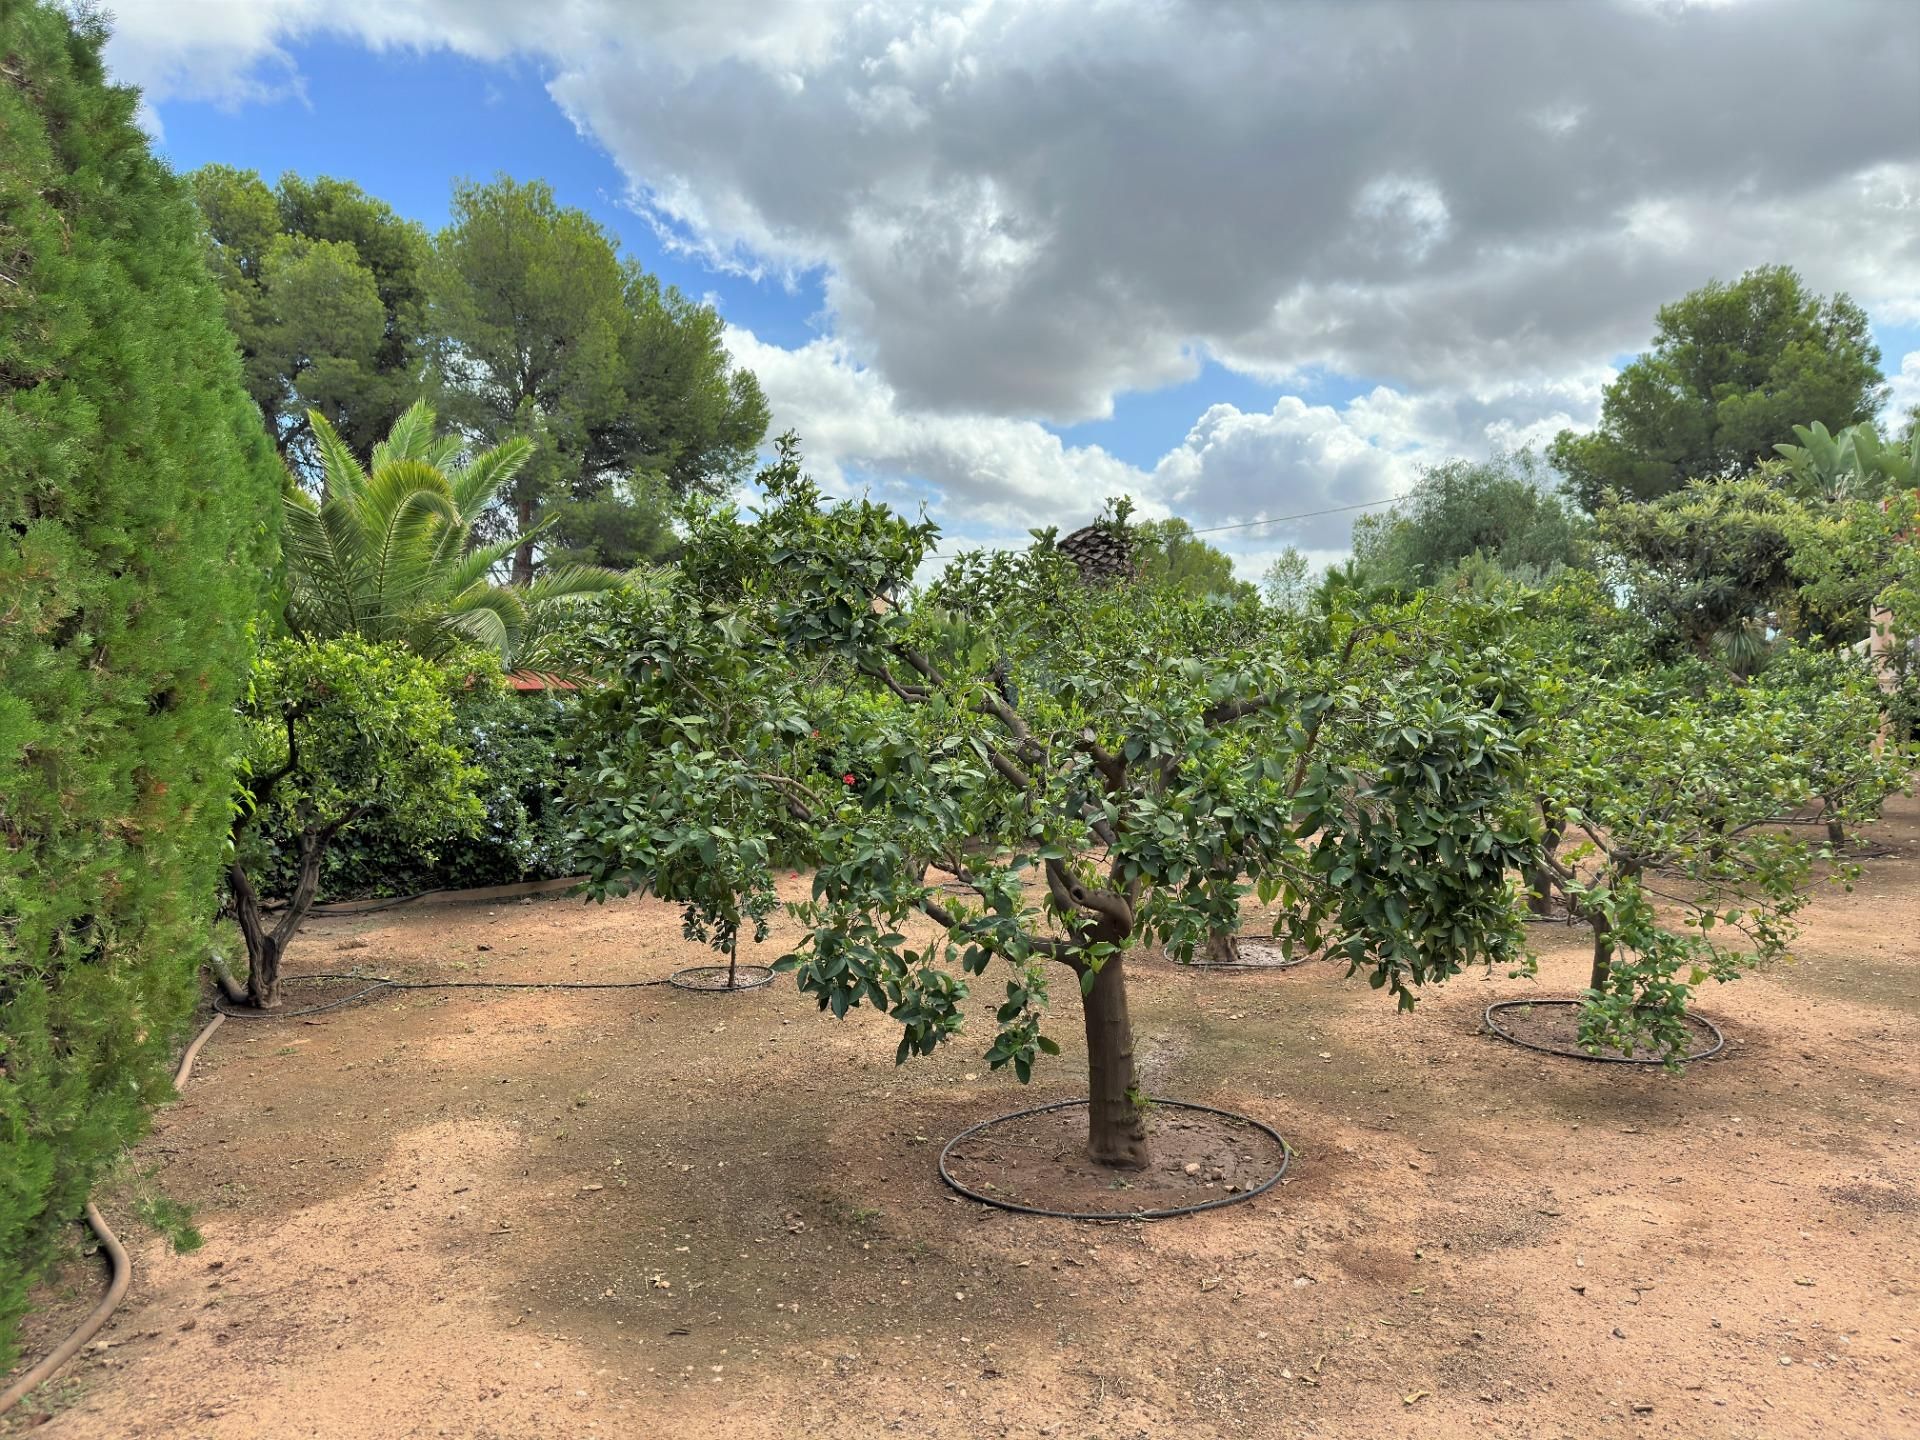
(843, 773), (856, 785)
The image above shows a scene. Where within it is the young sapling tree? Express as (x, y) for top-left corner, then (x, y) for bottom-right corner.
(1525, 671), (1844, 1061)
(218, 637), (484, 1009)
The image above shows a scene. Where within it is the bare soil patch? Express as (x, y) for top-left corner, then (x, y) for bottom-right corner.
(5, 801), (1920, 1439)
(1485, 998), (1726, 1063)
(1189, 937), (1312, 970)
(941, 1098), (1288, 1217)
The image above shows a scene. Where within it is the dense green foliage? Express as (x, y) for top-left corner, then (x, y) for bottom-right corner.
(1527, 668), (1817, 1060)
(1352, 452), (1589, 591)
(249, 686), (580, 901)
(223, 638), (485, 1009)
(1597, 478), (1804, 670)
(1511, 576), (1904, 1061)
(1773, 420), (1919, 504)
(283, 401), (622, 670)
(0, 2), (280, 1366)
(1752, 647), (1911, 847)
(1551, 266), (1884, 509)
(1789, 485), (1920, 737)
(542, 479), (679, 571)
(190, 165), (432, 473)
(430, 176), (768, 580)
(568, 444), (1538, 1165)
(1131, 518), (1254, 601)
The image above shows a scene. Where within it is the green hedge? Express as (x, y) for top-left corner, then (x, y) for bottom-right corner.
(0, 3), (281, 1366)
(246, 687), (581, 901)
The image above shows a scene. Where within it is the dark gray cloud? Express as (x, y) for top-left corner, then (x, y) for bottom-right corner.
(543, 0), (1920, 418)
(105, 0), (1920, 570)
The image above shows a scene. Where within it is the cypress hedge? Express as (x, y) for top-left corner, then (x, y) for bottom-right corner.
(0, 2), (281, 1364)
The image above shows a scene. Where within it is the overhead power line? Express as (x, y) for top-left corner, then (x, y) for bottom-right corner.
(1185, 496), (1398, 536)
(919, 493), (1399, 558)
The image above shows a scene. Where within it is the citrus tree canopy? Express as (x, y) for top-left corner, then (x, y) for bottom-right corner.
(569, 440), (1539, 1167)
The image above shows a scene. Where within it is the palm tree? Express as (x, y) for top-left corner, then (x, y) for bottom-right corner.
(282, 402), (623, 670)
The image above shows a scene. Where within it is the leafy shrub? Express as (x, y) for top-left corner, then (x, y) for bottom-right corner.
(246, 685), (581, 901)
(224, 638), (487, 1007)
(0, 3), (280, 1366)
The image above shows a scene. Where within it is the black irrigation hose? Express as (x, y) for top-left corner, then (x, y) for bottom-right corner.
(213, 971), (684, 1020)
(259, 875), (589, 918)
(0, 1013), (225, 1418)
(1482, 998), (1727, 1065)
(939, 1097), (1291, 1221)
(254, 887), (456, 918)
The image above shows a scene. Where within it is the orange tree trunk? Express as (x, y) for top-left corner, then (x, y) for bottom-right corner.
(1080, 953), (1149, 1168)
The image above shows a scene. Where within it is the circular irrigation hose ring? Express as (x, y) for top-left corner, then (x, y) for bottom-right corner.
(1184, 936), (1312, 972)
(1483, 999), (1727, 1065)
(939, 1097), (1291, 1221)
(668, 964), (775, 993)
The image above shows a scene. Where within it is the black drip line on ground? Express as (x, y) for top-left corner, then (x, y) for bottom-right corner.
(1182, 932), (1315, 971)
(938, 1096), (1292, 1221)
(211, 968), (772, 1019)
(1482, 998), (1727, 1065)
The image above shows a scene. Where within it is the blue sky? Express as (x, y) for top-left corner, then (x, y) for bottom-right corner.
(147, 37), (1385, 481)
(115, 2), (1920, 571)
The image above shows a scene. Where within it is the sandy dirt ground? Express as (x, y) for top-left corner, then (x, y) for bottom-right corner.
(5, 801), (1917, 1440)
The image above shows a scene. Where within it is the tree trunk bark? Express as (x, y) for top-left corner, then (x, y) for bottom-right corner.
(227, 824), (336, 1010)
(1081, 954), (1149, 1169)
(226, 859), (285, 1010)
(1202, 930), (1241, 965)
(1527, 813), (1565, 917)
(513, 495), (536, 586)
(1587, 920), (1613, 993)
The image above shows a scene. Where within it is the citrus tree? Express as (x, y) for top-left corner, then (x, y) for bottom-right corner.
(1523, 660), (1849, 1061)
(568, 440), (1537, 1168)
(1752, 646), (1912, 848)
(219, 637), (485, 1009)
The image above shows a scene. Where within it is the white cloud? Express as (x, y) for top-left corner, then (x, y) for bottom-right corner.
(730, 325), (1587, 571)
(1888, 351), (1920, 424)
(97, 0), (1920, 566)
(722, 326), (1145, 547)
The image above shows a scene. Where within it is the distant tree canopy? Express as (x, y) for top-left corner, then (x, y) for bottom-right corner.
(1351, 452), (1589, 591)
(1261, 546), (1311, 613)
(1597, 478), (1804, 672)
(1551, 266), (1885, 510)
(190, 165), (432, 472)
(1131, 517), (1254, 601)
(429, 176), (769, 581)
(191, 169), (770, 583)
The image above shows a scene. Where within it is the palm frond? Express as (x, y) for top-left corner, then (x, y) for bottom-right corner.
(524, 563), (627, 602)
(309, 409), (369, 500)
(284, 404), (607, 671)
(372, 400), (440, 469)
(453, 435), (535, 521)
